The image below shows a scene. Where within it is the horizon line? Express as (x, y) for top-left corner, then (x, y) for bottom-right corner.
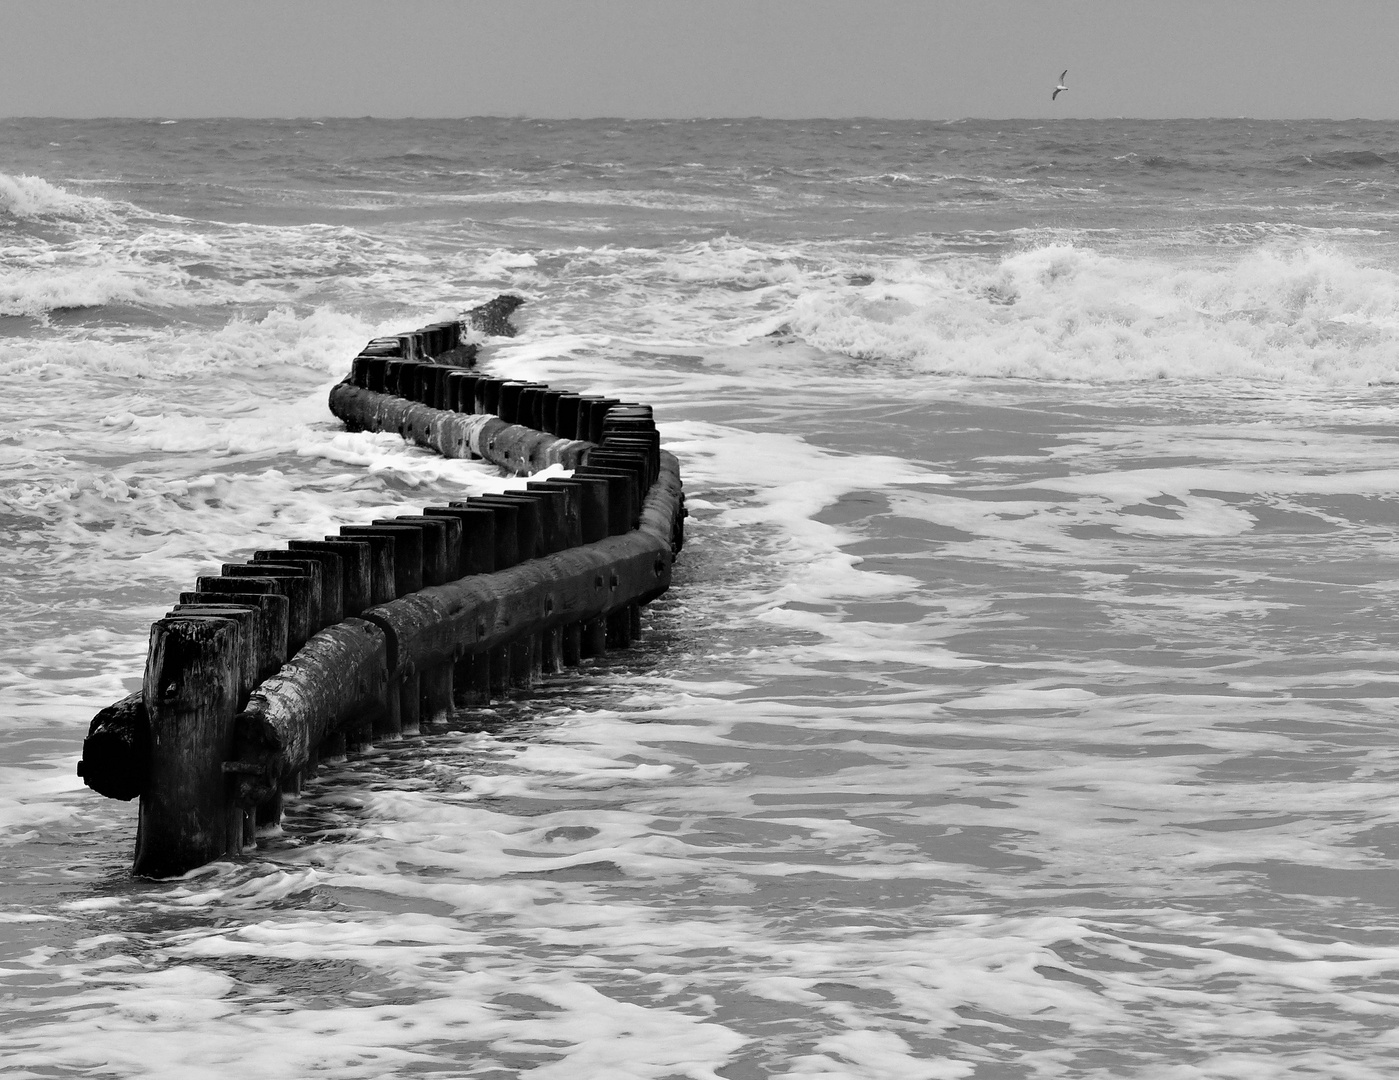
(3, 114), (1398, 124)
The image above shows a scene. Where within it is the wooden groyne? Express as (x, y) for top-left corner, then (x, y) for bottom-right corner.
(78, 296), (685, 878)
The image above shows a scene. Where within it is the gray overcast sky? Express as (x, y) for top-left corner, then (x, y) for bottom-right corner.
(3, 0), (1396, 120)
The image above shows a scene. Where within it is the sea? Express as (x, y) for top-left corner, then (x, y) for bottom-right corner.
(4, 117), (1399, 1078)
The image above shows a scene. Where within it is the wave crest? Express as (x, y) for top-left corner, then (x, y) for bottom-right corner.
(784, 242), (1399, 385)
(0, 173), (109, 221)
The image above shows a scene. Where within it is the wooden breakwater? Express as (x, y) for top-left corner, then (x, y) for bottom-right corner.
(78, 296), (685, 878)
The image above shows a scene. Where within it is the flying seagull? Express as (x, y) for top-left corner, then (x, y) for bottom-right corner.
(1052, 70), (1068, 101)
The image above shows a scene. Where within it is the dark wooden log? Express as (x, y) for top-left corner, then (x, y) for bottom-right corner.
(326, 384), (590, 476)
(179, 591), (289, 683)
(289, 539), (372, 618)
(253, 550), (344, 626)
(232, 618), (389, 787)
(134, 617), (242, 878)
(78, 692), (148, 801)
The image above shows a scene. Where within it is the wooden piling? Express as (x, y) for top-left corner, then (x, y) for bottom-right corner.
(340, 524), (422, 597)
(252, 549), (344, 626)
(420, 665), (453, 725)
(331, 529), (396, 605)
(216, 564), (319, 652)
(133, 616), (242, 878)
(454, 651), (491, 707)
(167, 605), (259, 705)
(178, 590), (289, 683)
(561, 623), (583, 666)
(541, 627), (564, 674)
(289, 539), (373, 618)
(423, 505), (496, 575)
(581, 617), (607, 658)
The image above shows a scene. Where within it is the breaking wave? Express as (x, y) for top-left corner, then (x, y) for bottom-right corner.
(782, 241), (1399, 385)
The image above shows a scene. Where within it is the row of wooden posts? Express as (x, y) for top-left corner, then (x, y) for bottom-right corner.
(78, 296), (686, 878)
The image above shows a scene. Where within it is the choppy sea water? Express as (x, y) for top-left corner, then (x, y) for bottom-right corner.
(7, 118), (1399, 1077)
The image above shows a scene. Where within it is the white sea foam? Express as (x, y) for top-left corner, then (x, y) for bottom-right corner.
(0, 172), (110, 221)
(784, 241), (1399, 385)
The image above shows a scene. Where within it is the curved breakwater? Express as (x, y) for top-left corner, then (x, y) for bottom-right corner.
(77, 296), (686, 878)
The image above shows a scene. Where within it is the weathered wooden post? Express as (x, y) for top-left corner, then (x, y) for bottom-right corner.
(167, 605), (259, 705)
(253, 549), (344, 626)
(541, 628), (564, 674)
(509, 635), (535, 691)
(561, 623), (583, 666)
(471, 495), (540, 561)
(289, 539), (373, 617)
(178, 590), (288, 683)
(343, 524), (422, 597)
(331, 530), (396, 605)
(581, 617), (607, 658)
(133, 616), (242, 878)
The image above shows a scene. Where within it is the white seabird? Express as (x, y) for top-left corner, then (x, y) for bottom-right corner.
(1052, 70), (1068, 101)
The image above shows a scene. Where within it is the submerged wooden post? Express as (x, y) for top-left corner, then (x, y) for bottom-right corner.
(541, 627), (564, 674)
(606, 608), (633, 649)
(489, 645), (511, 699)
(561, 623), (583, 666)
(133, 616), (242, 878)
(420, 664), (453, 725)
(455, 651), (492, 706)
(509, 636), (535, 691)
(399, 672), (421, 733)
(581, 617), (607, 658)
